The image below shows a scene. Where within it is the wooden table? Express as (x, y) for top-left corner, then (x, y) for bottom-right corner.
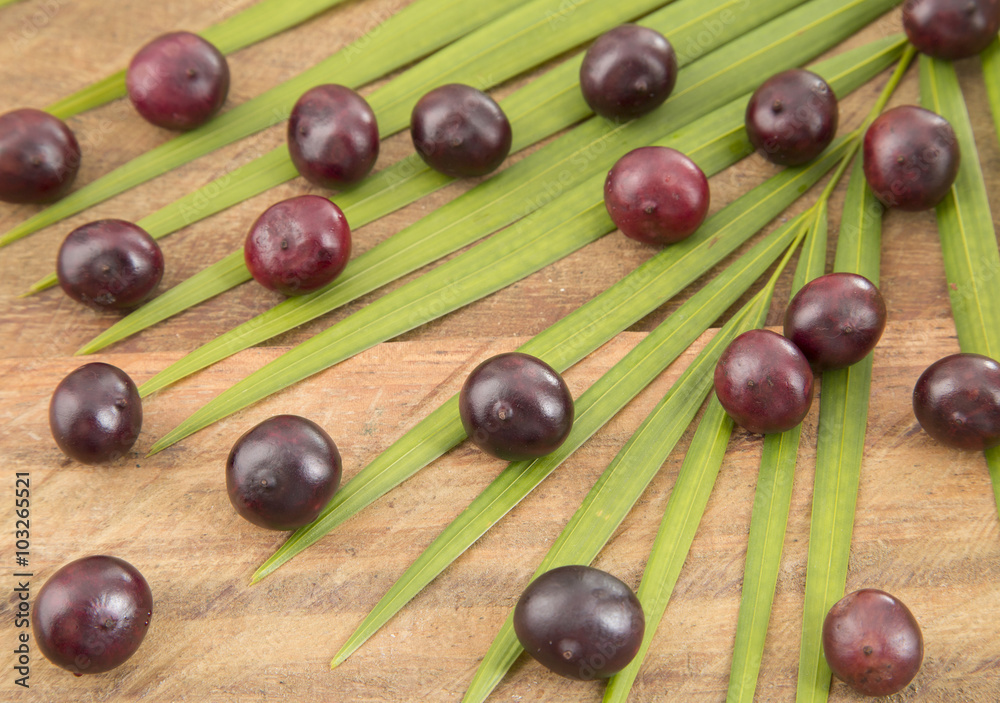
(1, 0), (999, 700)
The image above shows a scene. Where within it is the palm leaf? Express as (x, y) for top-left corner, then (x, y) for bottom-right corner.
(45, 0), (354, 119)
(330, 208), (813, 670)
(921, 54), (1000, 518)
(462, 273), (777, 703)
(603, 213), (819, 702)
(134, 0), (901, 434)
(54, 0), (821, 347)
(0, 0), (529, 247)
(726, 45), (914, 702)
(723, 204), (829, 703)
(604, 126), (878, 697)
(982, 38), (1000, 146)
(121, 33), (902, 384)
(143, 101), (746, 451)
(604, 394), (736, 701)
(724, 203), (827, 703)
(27, 0), (806, 297)
(795, 161), (883, 703)
(252, 143), (853, 585)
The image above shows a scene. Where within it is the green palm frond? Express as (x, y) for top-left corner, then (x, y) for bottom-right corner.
(795, 160), (883, 703)
(463, 266), (779, 703)
(251, 139), (852, 586)
(140, 0), (902, 454)
(726, 45), (913, 702)
(921, 53), (1000, 518)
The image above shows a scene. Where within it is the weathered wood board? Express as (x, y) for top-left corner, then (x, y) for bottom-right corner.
(1, 0), (999, 701)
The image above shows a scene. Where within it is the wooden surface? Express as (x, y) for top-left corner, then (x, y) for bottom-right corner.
(1, 0), (999, 701)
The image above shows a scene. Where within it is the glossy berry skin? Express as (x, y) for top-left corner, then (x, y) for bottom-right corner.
(604, 146), (710, 245)
(32, 556), (153, 675)
(57, 219), (164, 310)
(513, 565), (644, 680)
(459, 352), (574, 461)
(580, 24), (677, 122)
(783, 273), (887, 371)
(287, 84), (379, 189)
(714, 329), (814, 434)
(863, 105), (960, 211)
(244, 195), (351, 296)
(49, 363), (142, 464)
(903, 0), (1000, 60)
(410, 84), (512, 178)
(226, 415), (342, 531)
(745, 69), (838, 166)
(126, 31), (229, 131)
(913, 353), (1000, 450)
(0, 108), (80, 204)
(823, 589), (923, 697)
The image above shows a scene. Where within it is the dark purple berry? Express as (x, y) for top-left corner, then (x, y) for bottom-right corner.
(126, 31), (230, 131)
(57, 219), (164, 310)
(287, 84), (380, 189)
(863, 105), (960, 211)
(226, 414), (342, 531)
(913, 352), (1000, 450)
(903, 0), (1000, 60)
(580, 24), (677, 121)
(714, 329), (814, 434)
(783, 273), (887, 371)
(244, 195), (351, 296)
(603, 146), (710, 245)
(49, 363), (142, 464)
(823, 589), (923, 697)
(745, 69), (839, 166)
(0, 108), (80, 204)
(410, 84), (512, 178)
(459, 352), (574, 461)
(33, 555), (153, 675)
(513, 565), (645, 680)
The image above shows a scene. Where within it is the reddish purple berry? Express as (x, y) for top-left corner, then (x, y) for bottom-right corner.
(913, 352), (1000, 450)
(580, 24), (677, 121)
(126, 31), (230, 131)
(745, 69), (838, 166)
(783, 273), (887, 371)
(244, 195), (351, 296)
(410, 84), (512, 178)
(226, 415), (342, 531)
(459, 352), (574, 461)
(513, 565), (645, 680)
(604, 146), (710, 246)
(49, 363), (143, 464)
(0, 108), (80, 204)
(57, 219), (164, 310)
(823, 589), (923, 697)
(33, 555), (153, 675)
(288, 84), (380, 189)
(863, 105), (960, 211)
(714, 329), (815, 434)
(903, 0), (1000, 60)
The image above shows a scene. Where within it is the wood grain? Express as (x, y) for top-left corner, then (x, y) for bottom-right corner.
(1, 0), (999, 701)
